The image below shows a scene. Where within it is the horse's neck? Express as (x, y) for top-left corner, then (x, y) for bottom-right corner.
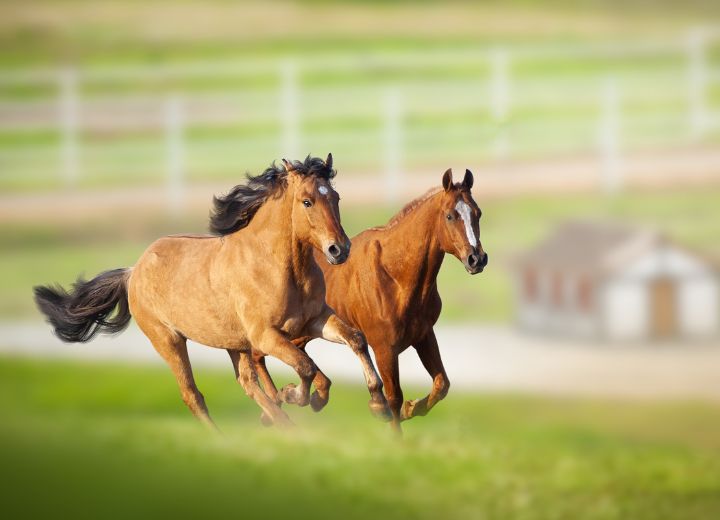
(232, 191), (315, 282)
(380, 198), (445, 292)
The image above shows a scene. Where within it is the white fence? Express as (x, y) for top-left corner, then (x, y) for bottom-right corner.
(1, 29), (719, 208)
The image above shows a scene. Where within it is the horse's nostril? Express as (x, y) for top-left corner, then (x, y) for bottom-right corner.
(468, 253), (479, 267)
(481, 253), (489, 267)
(328, 244), (341, 258)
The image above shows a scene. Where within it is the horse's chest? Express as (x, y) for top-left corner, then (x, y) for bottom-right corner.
(277, 283), (324, 335)
(395, 291), (441, 341)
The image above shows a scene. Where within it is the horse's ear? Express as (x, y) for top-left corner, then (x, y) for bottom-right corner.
(462, 169), (474, 190)
(442, 168), (453, 192)
(282, 158), (293, 172)
(325, 153), (333, 171)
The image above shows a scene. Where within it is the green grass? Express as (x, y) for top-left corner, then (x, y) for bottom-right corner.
(1, 355), (719, 519)
(3, 187), (719, 322)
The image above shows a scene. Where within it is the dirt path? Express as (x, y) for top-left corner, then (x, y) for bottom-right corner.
(2, 146), (720, 223)
(2, 321), (719, 401)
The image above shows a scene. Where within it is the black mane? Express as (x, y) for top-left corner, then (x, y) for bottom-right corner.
(209, 155), (336, 236)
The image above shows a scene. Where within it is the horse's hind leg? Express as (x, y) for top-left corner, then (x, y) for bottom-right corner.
(140, 322), (215, 428)
(253, 350), (279, 403)
(227, 349), (292, 428)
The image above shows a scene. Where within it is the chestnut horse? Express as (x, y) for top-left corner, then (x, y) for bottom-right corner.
(255, 168), (486, 432)
(34, 155), (390, 427)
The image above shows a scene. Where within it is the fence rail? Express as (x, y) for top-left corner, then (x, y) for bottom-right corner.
(1, 30), (719, 207)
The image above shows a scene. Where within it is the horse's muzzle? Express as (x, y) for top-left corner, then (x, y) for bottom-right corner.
(465, 250), (488, 274)
(325, 242), (350, 265)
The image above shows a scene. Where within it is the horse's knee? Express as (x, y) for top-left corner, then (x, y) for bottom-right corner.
(347, 330), (368, 354)
(296, 357), (317, 381)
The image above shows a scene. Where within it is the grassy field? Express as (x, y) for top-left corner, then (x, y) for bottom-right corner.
(1, 355), (719, 519)
(4, 186), (720, 322)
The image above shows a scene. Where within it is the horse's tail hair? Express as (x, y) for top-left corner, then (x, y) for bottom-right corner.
(33, 268), (132, 343)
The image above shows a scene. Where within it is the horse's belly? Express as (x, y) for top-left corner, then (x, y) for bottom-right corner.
(174, 314), (248, 350)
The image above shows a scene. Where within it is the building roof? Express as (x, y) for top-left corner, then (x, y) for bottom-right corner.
(514, 220), (663, 276)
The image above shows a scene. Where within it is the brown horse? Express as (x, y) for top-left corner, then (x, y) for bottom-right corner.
(255, 168), (486, 432)
(34, 155), (390, 427)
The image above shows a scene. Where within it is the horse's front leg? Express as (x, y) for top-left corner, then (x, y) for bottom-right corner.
(401, 329), (450, 421)
(251, 337), (332, 414)
(253, 328), (317, 408)
(308, 310), (391, 421)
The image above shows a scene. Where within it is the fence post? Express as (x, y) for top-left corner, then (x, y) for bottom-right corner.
(59, 68), (80, 186)
(383, 88), (403, 204)
(280, 61), (300, 160)
(687, 28), (708, 140)
(489, 48), (510, 160)
(598, 77), (623, 195)
(165, 95), (185, 216)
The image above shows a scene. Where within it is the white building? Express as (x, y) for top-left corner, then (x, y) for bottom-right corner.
(514, 221), (719, 342)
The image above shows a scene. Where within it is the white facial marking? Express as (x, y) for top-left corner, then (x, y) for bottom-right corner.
(455, 200), (478, 248)
(318, 185), (329, 196)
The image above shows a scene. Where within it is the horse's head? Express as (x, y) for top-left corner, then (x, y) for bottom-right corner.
(436, 168), (488, 274)
(284, 154), (351, 265)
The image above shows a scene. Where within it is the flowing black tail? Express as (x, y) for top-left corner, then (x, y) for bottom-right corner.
(33, 268), (132, 343)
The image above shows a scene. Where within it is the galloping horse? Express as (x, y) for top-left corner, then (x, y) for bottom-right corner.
(34, 155), (390, 427)
(254, 168), (487, 432)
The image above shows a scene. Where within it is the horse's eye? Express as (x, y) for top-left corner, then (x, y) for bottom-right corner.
(446, 214), (453, 221)
(303, 199), (313, 208)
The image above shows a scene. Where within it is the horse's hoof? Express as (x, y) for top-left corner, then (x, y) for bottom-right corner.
(401, 399), (417, 420)
(260, 412), (273, 427)
(278, 383), (298, 404)
(260, 410), (294, 428)
(310, 390), (328, 412)
(368, 398), (392, 422)
(401, 399), (428, 420)
(279, 383), (309, 407)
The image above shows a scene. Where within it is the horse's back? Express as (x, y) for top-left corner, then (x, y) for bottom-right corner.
(134, 234), (220, 273)
(129, 234), (250, 348)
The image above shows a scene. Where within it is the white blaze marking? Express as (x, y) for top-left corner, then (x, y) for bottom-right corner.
(455, 200), (477, 247)
(318, 186), (329, 196)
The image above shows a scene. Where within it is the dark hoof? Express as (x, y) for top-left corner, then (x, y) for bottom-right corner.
(368, 398), (393, 422)
(310, 390), (328, 412)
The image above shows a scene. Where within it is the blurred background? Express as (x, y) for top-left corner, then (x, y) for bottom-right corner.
(1, 1), (720, 518)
